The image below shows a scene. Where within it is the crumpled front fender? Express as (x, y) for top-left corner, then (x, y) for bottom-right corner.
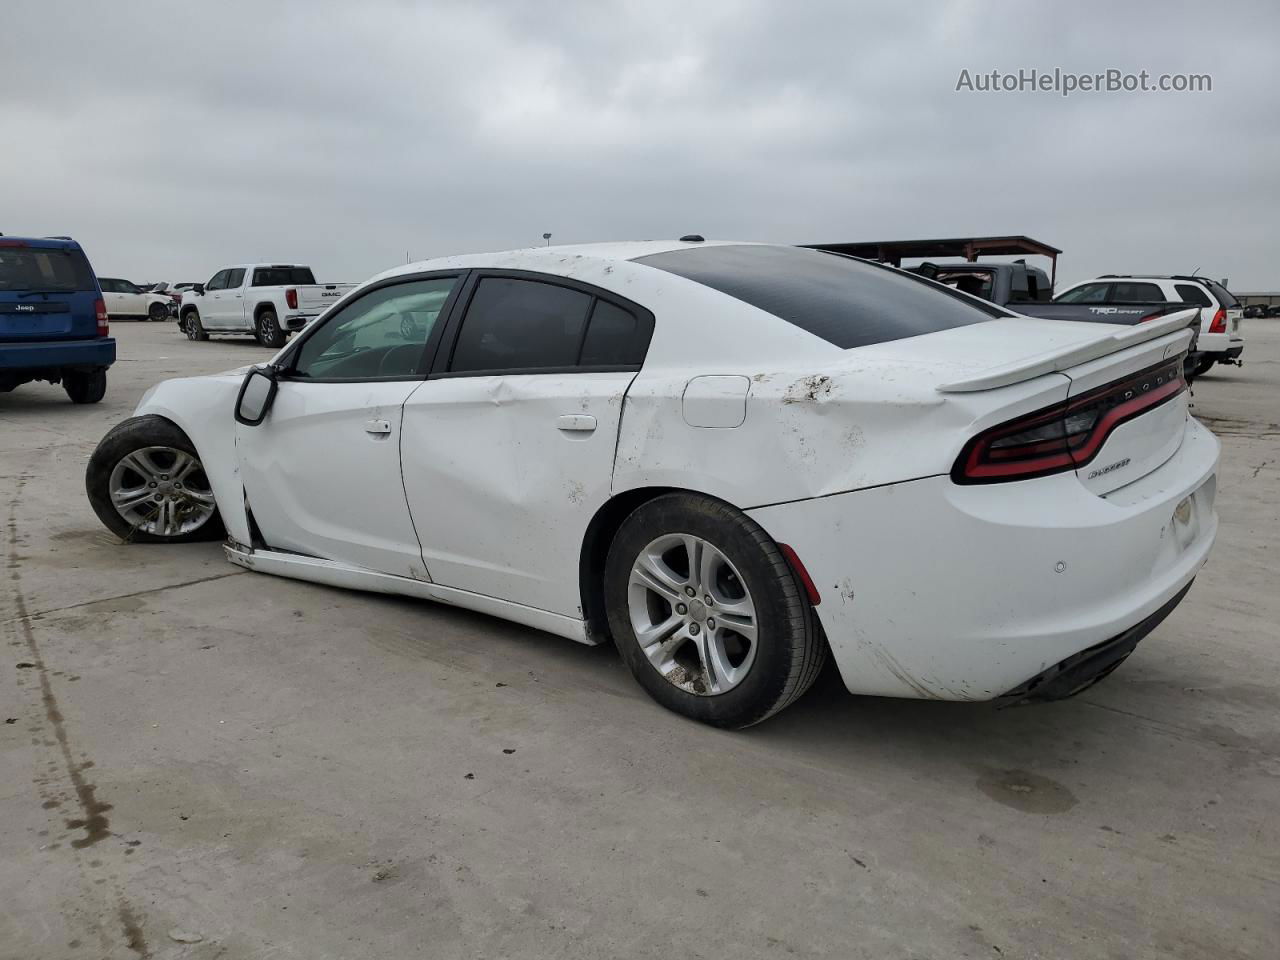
(133, 374), (250, 544)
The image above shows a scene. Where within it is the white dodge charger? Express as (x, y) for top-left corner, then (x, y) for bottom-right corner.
(85, 240), (1219, 727)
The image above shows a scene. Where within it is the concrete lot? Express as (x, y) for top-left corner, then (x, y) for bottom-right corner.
(2, 320), (1277, 960)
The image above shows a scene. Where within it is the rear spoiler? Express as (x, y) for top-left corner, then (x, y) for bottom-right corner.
(937, 308), (1198, 393)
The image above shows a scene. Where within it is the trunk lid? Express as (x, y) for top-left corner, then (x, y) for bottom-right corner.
(864, 314), (1194, 495)
(294, 283), (355, 314)
(1058, 330), (1191, 495)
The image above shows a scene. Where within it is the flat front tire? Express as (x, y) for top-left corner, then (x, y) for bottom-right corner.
(604, 493), (826, 728)
(86, 415), (225, 543)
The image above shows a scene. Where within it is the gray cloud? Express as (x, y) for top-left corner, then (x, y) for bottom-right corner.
(2, 0), (1276, 289)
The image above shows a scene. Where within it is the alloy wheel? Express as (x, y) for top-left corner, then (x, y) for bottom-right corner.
(627, 533), (758, 695)
(108, 446), (217, 538)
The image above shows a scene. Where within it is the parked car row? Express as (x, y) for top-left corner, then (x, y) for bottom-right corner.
(904, 261), (1211, 379)
(1056, 274), (1244, 375)
(0, 235), (358, 403)
(882, 260), (1246, 381)
(1243, 303), (1280, 318)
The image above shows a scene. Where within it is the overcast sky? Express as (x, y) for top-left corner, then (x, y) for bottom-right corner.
(2, 0), (1277, 289)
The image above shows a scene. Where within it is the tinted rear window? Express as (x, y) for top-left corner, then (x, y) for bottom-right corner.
(633, 245), (997, 349)
(0, 247), (96, 293)
(252, 266), (316, 286)
(1204, 281), (1239, 308)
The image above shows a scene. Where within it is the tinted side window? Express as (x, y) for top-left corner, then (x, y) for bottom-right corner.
(225, 268), (245, 288)
(1111, 282), (1164, 303)
(1054, 282), (1112, 304)
(635, 245), (996, 350)
(1174, 284), (1212, 307)
(450, 278), (592, 373)
(206, 270), (229, 291)
(1010, 268), (1030, 300)
(291, 277), (458, 381)
(580, 299), (649, 366)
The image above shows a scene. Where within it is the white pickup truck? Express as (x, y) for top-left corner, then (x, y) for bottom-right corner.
(178, 264), (355, 347)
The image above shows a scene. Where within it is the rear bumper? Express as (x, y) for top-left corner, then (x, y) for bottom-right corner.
(283, 313), (319, 331)
(1197, 331), (1244, 356)
(998, 580), (1193, 702)
(748, 416), (1219, 701)
(0, 337), (115, 371)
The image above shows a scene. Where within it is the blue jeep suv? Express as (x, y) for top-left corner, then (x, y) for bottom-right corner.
(0, 235), (116, 403)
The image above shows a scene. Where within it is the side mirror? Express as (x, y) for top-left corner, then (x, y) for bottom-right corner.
(194, 283), (205, 295)
(234, 367), (278, 426)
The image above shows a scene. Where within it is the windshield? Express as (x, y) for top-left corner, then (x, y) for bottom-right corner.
(0, 247), (96, 293)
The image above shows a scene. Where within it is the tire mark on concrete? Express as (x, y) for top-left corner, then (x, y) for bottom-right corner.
(7, 481), (111, 849)
(6, 476), (151, 956)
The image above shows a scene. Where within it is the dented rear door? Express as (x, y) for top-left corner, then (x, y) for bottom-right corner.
(399, 371), (634, 617)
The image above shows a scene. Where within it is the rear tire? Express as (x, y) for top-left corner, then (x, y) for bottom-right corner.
(148, 302), (168, 322)
(255, 309), (286, 348)
(63, 370), (107, 404)
(85, 415), (225, 544)
(604, 492), (826, 728)
(183, 310), (208, 341)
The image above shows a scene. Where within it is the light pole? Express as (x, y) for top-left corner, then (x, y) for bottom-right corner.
(542, 232), (552, 247)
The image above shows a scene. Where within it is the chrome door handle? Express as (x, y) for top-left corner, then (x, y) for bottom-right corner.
(365, 418), (392, 435)
(557, 414), (596, 432)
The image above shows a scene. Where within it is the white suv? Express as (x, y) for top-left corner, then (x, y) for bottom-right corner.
(1055, 275), (1244, 375)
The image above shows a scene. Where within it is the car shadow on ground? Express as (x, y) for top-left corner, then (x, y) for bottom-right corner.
(359, 585), (1234, 793)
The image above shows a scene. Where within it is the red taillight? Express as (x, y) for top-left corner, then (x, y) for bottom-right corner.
(285, 288), (298, 310)
(953, 358), (1186, 484)
(1208, 308), (1227, 333)
(778, 543), (822, 606)
(94, 298), (109, 337)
